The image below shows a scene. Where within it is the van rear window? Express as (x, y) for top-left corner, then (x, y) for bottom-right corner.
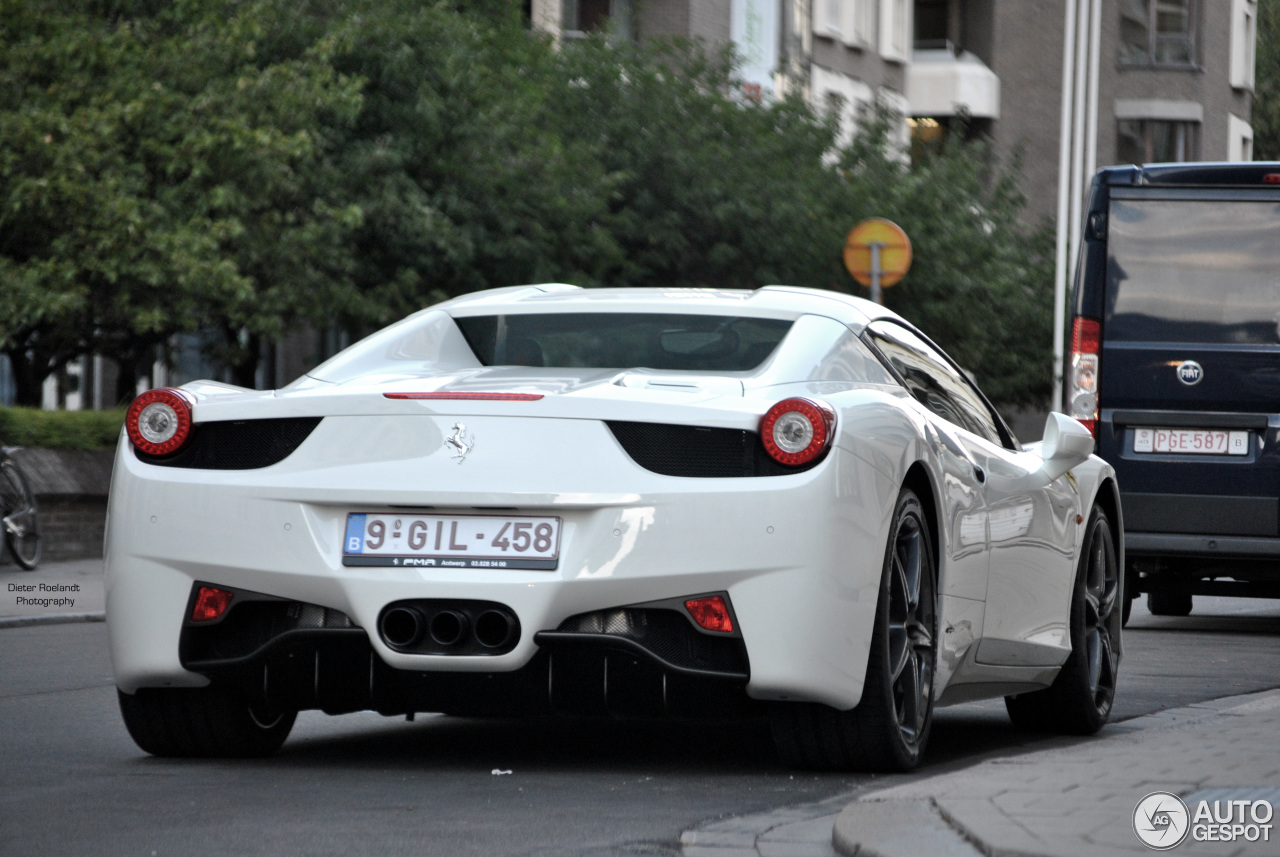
(1106, 199), (1280, 344)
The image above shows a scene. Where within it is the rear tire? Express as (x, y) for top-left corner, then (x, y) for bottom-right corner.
(770, 488), (937, 771)
(1005, 506), (1120, 735)
(0, 460), (41, 570)
(1147, 590), (1192, 617)
(117, 686), (296, 758)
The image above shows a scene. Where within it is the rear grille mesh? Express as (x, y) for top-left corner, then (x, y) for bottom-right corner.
(557, 608), (748, 676)
(136, 417), (322, 470)
(606, 421), (810, 477)
(181, 598), (356, 666)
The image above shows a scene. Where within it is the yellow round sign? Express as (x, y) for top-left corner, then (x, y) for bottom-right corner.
(843, 218), (912, 288)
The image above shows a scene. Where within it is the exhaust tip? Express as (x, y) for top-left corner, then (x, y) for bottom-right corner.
(474, 609), (515, 649)
(380, 606), (425, 648)
(428, 610), (469, 647)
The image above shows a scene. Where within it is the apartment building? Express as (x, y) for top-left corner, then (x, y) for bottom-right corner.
(530, 0), (1257, 223)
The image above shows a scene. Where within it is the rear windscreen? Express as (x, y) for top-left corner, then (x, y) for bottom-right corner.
(453, 313), (793, 371)
(1106, 199), (1280, 344)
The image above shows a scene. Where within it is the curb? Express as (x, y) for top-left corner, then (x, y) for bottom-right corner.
(831, 687), (1280, 857)
(0, 611), (105, 629)
(832, 799), (982, 857)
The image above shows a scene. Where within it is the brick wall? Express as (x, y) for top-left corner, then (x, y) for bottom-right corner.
(0, 447), (113, 565)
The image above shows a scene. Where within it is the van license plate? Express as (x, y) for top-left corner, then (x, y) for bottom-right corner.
(1133, 428), (1249, 456)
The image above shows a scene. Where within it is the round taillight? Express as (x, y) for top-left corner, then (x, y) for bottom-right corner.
(126, 387), (195, 456)
(760, 398), (836, 467)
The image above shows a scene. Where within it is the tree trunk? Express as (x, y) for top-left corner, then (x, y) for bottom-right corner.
(4, 349), (50, 407)
(229, 332), (261, 389)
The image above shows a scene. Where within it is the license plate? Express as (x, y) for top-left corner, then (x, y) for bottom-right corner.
(1133, 427), (1250, 456)
(343, 513), (561, 569)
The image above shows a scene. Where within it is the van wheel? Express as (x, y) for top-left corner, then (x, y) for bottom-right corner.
(1147, 590), (1192, 617)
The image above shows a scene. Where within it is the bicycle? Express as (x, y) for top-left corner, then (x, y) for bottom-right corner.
(0, 445), (41, 569)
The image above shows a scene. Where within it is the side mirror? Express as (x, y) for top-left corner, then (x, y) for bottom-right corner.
(1039, 412), (1094, 481)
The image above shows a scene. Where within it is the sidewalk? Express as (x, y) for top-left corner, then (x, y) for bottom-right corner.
(0, 556), (105, 627)
(832, 688), (1280, 857)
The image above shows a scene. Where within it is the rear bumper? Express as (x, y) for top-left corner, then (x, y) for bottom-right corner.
(105, 422), (898, 710)
(1126, 532), (1280, 559)
(1127, 532), (1280, 596)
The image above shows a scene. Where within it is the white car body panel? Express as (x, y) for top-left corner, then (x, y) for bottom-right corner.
(106, 285), (1121, 721)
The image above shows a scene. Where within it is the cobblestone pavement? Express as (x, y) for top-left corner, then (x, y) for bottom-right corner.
(679, 689), (1280, 857)
(839, 688), (1280, 857)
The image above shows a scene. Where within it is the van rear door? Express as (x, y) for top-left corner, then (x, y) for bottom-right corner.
(1100, 188), (1280, 540)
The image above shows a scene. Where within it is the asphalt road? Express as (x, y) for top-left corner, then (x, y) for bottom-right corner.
(2, 596), (1278, 857)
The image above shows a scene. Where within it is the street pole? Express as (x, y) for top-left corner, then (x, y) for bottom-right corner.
(871, 242), (883, 305)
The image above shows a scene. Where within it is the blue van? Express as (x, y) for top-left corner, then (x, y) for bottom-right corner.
(1067, 162), (1280, 621)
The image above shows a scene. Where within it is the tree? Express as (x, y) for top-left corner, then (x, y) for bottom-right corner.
(317, 0), (619, 326)
(3, 0), (1053, 409)
(830, 110), (1054, 407)
(0, 0), (363, 402)
(543, 42), (1052, 407)
(1255, 0), (1280, 159)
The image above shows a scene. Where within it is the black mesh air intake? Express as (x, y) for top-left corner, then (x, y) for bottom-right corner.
(136, 417), (322, 470)
(180, 595), (357, 667)
(606, 421), (810, 477)
(554, 608), (748, 676)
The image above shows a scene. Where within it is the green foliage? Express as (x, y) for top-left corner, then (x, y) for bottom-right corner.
(547, 39), (839, 290)
(321, 0), (617, 323)
(1255, 0), (1280, 160)
(2, 0), (1052, 409)
(830, 110), (1054, 407)
(0, 0), (363, 401)
(0, 406), (125, 450)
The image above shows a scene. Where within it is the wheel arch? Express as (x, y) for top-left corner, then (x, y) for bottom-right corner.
(1091, 476), (1124, 576)
(902, 461), (940, 578)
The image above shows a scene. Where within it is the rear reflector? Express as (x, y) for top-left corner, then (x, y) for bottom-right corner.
(384, 392), (544, 401)
(684, 596), (734, 633)
(191, 586), (235, 622)
(1264, 174), (1280, 184)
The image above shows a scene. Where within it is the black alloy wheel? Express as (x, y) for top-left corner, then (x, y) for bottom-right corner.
(769, 487), (938, 771)
(118, 685), (296, 758)
(1006, 505), (1120, 734)
(885, 494), (936, 750)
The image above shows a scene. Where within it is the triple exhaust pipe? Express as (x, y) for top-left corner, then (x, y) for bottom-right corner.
(378, 600), (519, 655)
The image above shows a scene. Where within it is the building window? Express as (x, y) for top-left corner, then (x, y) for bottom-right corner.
(1119, 0), (1196, 66)
(1117, 119), (1199, 164)
(1228, 114), (1254, 161)
(818, 0), (842, 38)
(844, 0), (873, 46)
(1230, 0), (1257, 90)
(818, 0), (873, 46)
(915, 0), (949, 48)
(880, 0), (911, 61)
(562, 0), (633, 39)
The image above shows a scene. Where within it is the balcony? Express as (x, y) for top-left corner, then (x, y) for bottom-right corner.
(907, 45), (1001, 119)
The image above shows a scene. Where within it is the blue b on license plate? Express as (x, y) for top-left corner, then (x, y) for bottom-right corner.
(343, 513), (561, 569)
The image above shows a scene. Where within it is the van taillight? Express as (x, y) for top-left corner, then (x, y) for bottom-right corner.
(1068, 317), (1100, 436)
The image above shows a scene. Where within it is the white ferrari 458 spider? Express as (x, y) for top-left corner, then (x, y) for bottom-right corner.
(107, 284), (1122, 770)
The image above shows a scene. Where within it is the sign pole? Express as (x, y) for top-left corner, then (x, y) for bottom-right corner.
(844, 218), (910, 302)
(870, 242), (883, 305)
